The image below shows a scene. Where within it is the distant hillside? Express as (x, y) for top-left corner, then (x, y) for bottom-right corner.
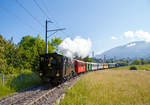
(96, 41), (150, 59)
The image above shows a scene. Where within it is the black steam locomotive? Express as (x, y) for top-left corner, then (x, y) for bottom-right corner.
(39, 53), (75, 85)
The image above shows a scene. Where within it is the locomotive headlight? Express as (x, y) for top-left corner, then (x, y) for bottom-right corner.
(40, 73), (43, 76)
(56, 73), (60, 77)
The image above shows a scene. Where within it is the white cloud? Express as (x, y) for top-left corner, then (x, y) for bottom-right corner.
(111, 36), (117, 40)
(135, 30), (150, 42)
(124, 31), (134, 38)
(124, 30), (150, 42)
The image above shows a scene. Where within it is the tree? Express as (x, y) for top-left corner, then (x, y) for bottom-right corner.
(83, 56), (93, 62)
(5, 37), (16, 66)
(51, 37), (62, 52)
(16, 35), (48, 70)
(15, 35), (61, 71)
(141, 59), (149, 65)
(132, 59), (142, 65)
(0, 34), (63, 73)
(0, 35), (7, 73)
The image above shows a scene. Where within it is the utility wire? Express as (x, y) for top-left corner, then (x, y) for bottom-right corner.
(41, 0), (63, 27)
(34, 0), (72, 38)
(16, 0), (44, 27)
(33, 0), (50, 20)
(41, 0), (54, 20)
(41, 0), (68, 36)
(32, 0), (67, 38)
(0, 6), (38, 32)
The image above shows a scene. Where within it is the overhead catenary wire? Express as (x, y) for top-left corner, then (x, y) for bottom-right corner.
(32, 0), (66, 38)
(40, 0), (69, 38)
(15, 0), (44, 27)
(41, 0), (57, 23)
(41, 0), (52, 17)
(0, 6), (40, 43)
(0, 6), (38, 32)
(32, 0), (51, 20)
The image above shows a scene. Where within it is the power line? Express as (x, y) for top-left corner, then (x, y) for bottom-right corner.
(0, 6), (41, 43)
(32, 0), (67, 38)
(33, 0), (51, 20)
(35, 0), (73, 38)
(41, 0), (56, 21)
(41, 0), (69, 37)
(15, 0), (44, 27)
(0, 6), (38, 32)
(41, 0), (51, 17)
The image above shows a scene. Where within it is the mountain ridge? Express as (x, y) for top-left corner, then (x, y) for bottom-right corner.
(96, 41), (150, 59)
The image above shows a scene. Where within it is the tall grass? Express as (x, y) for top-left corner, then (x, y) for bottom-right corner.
(0, 70), (41, 98)
(60, 70), (150, 105)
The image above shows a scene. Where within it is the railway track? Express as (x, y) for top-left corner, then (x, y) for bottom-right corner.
(0, 76), (79, 105)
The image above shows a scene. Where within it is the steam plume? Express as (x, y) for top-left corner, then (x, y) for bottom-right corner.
(58, 36), (92, 58)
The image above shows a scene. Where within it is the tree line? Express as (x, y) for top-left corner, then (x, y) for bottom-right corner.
(105, 58), (150, 66)
(0, 34), (62, 74)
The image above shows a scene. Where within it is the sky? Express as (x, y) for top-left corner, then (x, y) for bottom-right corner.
(1, 0), (150, 56)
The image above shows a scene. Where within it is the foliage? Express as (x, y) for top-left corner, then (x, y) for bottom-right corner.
(8, 72), (41, 91)
(131, 59), (149, 65)
(15, 35), (46, 70)
(110, 64), (150, 70)
(130, 66), (137, 70)
(0, 34), (63, 97)
(118, 61), (128, 66)
(51, 37), (62, 51)
(0, 86), (14, 98)
(16, 35), (63, 71)
(0, 34), (63, 74)
(83, 56), (93, 62)
(5, 38), (16, 66)
(0, 35), (7, 73)
(114, 60), (129, 66)
(141, 59), (149, 65)
(0, 70), (41, 97)
(132, 59), (142, 65)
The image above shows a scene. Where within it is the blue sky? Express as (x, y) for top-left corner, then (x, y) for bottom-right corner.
(1, 0), (150, 55)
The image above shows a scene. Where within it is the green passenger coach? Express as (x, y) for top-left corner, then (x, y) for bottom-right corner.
(85, 62), (92, 71)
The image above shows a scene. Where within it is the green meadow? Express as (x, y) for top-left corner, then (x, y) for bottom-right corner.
(60, 70), (150, 105)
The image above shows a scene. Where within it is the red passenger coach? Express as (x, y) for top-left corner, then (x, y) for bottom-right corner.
(74, 60), (86, 73)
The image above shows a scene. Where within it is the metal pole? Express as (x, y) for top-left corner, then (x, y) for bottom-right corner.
(104, 55), (106, 63)
(45, 20), (48, 53)
(45, 19), (65, 54)
(2, 74), (4, 86)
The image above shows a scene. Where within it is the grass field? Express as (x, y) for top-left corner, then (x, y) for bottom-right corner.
(110, 64), (150, 70)
(60, 70), (150, 105)
(0, 70), (41, 98)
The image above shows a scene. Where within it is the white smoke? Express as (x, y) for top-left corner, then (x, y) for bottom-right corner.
(58, 36), (92, 58)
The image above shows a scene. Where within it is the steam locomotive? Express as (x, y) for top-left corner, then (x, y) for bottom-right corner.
(39, 53), (117, 85)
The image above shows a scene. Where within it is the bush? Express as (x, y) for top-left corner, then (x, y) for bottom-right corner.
(8, 72), (41, 91)
(130, 66), (137, 70)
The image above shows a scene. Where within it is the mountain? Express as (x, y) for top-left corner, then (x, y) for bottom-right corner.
(96, 41), (150, 59)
